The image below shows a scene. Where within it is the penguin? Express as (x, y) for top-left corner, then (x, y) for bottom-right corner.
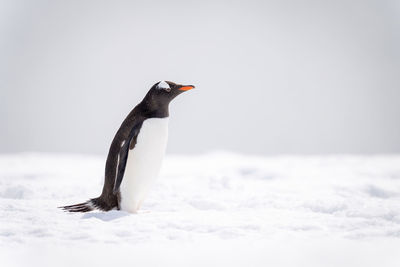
(60, 81), (195, 213)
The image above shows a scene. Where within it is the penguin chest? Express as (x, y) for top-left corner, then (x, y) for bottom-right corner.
(119, 117), (169, 213)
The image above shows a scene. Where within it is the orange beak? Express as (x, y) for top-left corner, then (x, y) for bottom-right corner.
(179, 85), (195, 91)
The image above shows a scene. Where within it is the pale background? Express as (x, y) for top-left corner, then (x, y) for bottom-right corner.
(1, 0), (399, 155)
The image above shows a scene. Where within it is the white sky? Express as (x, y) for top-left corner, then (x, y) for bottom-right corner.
(1, 0), (399, 154)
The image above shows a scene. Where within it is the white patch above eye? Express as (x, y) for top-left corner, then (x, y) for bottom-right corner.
(157, 81), (170, 90)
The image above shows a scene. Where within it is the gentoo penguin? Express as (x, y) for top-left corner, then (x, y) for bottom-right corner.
(60, 81), (195, 213)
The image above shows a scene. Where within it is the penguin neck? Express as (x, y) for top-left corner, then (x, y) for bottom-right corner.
(140, 96), (170, 118)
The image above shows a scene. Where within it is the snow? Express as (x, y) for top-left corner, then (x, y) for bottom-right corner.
(1, 152), (400, 266)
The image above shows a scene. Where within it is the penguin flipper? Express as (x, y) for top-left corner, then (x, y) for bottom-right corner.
(113, 140), (130, 194)
(113, 122), (143, 194)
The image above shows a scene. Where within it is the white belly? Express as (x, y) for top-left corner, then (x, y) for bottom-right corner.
(119, 117), (169, 213)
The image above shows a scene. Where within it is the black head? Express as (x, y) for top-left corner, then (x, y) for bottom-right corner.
(141, 81), (195, 118)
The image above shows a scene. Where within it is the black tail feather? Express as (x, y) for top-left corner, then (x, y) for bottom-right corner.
(59, 200), (95, 213)
(60, 196), (117, 212)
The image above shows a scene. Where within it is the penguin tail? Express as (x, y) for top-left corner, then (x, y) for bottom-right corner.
(59, 198), (97, 213)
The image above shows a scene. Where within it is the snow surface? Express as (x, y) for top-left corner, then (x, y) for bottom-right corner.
(1, 152), (400, 266)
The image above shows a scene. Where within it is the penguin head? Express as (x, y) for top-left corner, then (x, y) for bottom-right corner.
(147, 80), (195, 105)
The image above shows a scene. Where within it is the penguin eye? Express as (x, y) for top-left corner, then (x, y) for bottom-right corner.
(157, 81), (171, 92)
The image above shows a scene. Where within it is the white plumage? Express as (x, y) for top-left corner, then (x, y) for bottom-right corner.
(119, 117), (169, 213)
(157, 81), (170, 90)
